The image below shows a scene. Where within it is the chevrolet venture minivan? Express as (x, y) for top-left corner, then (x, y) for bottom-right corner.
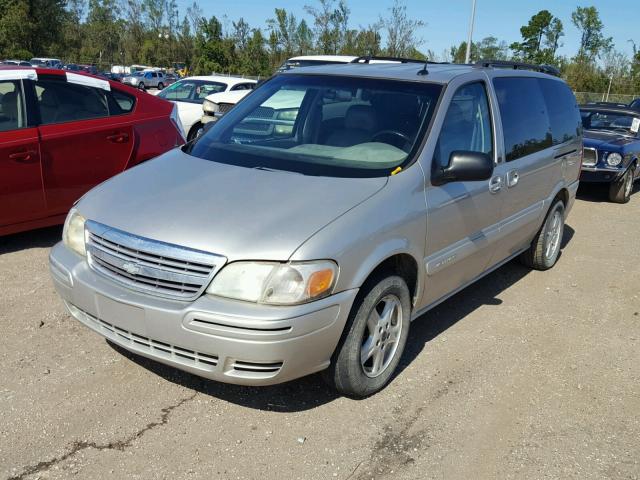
(50, 60), (582, 397)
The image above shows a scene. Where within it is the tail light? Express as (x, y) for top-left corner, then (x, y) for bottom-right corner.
(170, 104), (186, 144)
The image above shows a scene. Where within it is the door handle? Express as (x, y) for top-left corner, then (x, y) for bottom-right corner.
(506, 170), (519, 188)
(9, 150), (37, 163)
(106, 133), (129, 143)
(488, 175), (503, 193)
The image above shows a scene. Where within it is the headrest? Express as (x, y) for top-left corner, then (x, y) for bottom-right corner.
(345, 104), (377, 131)
(1, 91), (18, 119)
(40, 89), (59, 107)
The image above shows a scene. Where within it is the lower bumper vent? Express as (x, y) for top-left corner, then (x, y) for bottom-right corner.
(231, 360), (283, 374)
(66, 302), (218, 370)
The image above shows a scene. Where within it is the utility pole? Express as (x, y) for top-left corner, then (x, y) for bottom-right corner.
(604, 75), (613, 102)
(464, 0), (477, 64)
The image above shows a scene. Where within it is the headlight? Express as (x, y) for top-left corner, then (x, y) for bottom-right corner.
(606, 152), (623, 167)
(62, 208), (86, 256)
(277, 109), (298, 121)
(203, 99), (218, 114)
(207, 260), (337, 305)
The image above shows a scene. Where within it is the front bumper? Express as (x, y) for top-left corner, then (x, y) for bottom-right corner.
(49, 242), (357, 386)
(580, 165), (625, 183)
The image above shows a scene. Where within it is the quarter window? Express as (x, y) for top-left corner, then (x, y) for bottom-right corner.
(434, 82), (493, 169)
(107, 89), (136, 115)
(0, 80), (26, 132)
(35, 80), (109, 124)
(538, 78), (581, 145)
(493, 77), (552, 162)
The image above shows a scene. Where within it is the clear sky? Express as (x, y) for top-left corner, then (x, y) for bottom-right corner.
(173, 0), (638, 60)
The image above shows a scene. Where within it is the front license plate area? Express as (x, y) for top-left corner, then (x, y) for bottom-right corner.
(95, 294), (146, 336)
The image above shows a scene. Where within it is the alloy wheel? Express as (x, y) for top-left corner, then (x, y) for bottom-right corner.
(544, 210), (563, 260)
(360, 295), (403, 378)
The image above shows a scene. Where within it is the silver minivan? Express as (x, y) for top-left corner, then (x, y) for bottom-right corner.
(50, 61), (582, 397)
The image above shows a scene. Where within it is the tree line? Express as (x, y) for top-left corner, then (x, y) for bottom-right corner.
(0, 0), (638, 95)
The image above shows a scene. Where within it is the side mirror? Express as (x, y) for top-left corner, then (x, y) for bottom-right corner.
(432, 151), (493, 186)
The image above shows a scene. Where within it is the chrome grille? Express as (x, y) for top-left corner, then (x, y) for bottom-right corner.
(86, 220), (225, 301)
(583, 148), (598, 167)
(218, 103), (234, 114)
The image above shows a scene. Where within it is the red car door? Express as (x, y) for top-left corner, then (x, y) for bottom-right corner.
(35, 76), (134, 215)
(0, 79), (45, 228)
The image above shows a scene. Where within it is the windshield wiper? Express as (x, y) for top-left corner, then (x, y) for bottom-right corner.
(253, 166), (303, 175)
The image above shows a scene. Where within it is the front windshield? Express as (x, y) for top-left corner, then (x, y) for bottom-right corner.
(185, 74), (442, 177)
(158, 80), (227, 103)
(581, 109), (640, 136)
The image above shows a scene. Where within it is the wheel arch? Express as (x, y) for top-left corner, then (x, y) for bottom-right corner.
(348, 241), (422, 308)
(187, 121), (203, 141)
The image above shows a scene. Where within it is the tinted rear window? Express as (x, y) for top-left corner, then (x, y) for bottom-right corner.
(108, 89), (136, 114)
(35, 79), (109, 124)
(538, 79), (581, 145)
(493, 77), (552, 162)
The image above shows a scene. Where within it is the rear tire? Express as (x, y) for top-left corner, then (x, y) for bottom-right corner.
(519, 199), (565, 271)
(157, 82), (164, 90)
(608, 165), (635, 204)
(322, 275), (411, 398)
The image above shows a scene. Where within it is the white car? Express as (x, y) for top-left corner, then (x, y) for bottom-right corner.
(201, 89), (254, 126)
(157, 76), (257, 140)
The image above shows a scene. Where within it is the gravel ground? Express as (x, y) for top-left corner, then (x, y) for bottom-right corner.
(1, 184), (639, 480)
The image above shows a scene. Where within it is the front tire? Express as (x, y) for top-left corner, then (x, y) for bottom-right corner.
(187, 123), (203, 142)
(138, 82), (145, 91)
(520, 199), (565, 270)
(323, 275), (411, 398)
(157, 82), (164, 90)
(609, 165), (635, 203)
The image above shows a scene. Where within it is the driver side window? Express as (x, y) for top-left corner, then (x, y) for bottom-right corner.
(434, 82), (493, 169)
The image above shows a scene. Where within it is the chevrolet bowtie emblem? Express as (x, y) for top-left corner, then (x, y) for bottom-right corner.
(122, 262), (141, 275)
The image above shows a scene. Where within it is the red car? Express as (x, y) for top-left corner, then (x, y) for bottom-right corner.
(0, 67), (184, 236)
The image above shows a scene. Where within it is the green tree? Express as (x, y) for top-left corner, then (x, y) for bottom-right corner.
(83, 0), (121, 65)
(0, 0), (66, 58)
(571, 6), (612, 62)
(295, 19), (313, 55)
(305, 0), (349, 54)
(510, 10), (564, 64)
(378, 0), (425, 58)
(192, 15), (230, 74)
(267, 8), (298, 58)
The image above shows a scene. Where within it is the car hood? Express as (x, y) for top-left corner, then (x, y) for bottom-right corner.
(584, 130), (637, 150)
(77, 148), (387, 261)
(204, 90), (249, 104)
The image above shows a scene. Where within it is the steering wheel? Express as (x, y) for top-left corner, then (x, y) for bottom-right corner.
(370, 130), (412, 150)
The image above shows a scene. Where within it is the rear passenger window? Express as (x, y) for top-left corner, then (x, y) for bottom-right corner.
(0, 80), (26, 132)
(493, 77), (552, 162)
(538, 79), (581, 145)
(434, 82), (493, 168)
(107, 89), (136, 115)
(36, 80), (108, 124)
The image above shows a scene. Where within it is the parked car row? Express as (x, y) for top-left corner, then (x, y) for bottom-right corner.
(157, 76), (257, 140)
(2, 58), (637, 398)
(0, 65), (184, 236)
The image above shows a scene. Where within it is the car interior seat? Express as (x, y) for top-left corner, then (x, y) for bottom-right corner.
(325, 104), (378, 147)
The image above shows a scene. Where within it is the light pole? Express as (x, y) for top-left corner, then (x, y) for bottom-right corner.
(464, 0), (477, 64)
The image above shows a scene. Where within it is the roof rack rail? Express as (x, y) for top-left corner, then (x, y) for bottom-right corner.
(350, 56), (429, 65)
(474, 60), (561, 77)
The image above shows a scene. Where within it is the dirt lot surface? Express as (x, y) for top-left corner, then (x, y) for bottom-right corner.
(1, 185), (639, 480)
